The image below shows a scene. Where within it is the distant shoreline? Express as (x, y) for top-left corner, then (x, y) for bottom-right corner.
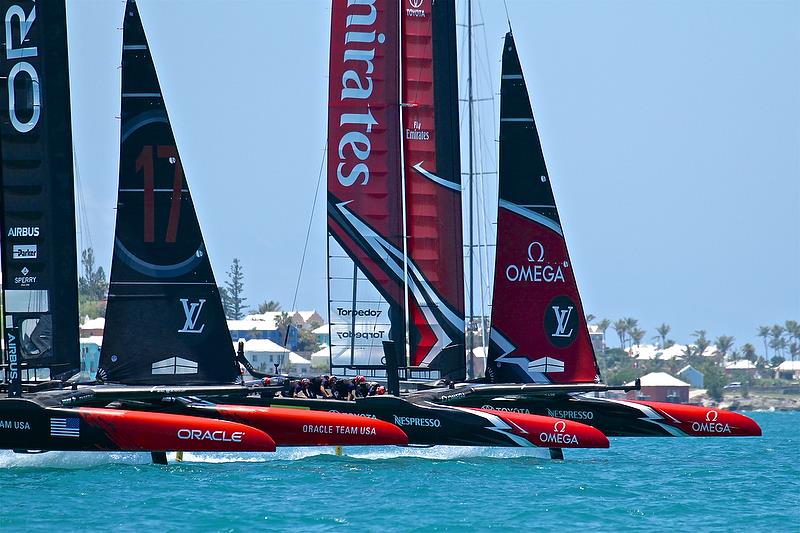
(690, 391), (800, 412)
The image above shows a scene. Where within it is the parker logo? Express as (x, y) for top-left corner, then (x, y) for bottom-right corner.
(12, 244), (37, 260)
(178, 298), (206, 334)
(544, 296), (579, 348)
(7, 226), (39, 238)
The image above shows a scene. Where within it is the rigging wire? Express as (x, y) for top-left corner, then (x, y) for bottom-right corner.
(285, 143), (327, 346)
(73, 145), (93, 272)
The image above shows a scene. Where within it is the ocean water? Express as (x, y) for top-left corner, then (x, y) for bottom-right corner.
(0, 411), (796, 532)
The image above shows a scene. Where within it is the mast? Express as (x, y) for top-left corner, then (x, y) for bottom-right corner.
(466, 0), (475, 379)
(0, 0), (80, 395)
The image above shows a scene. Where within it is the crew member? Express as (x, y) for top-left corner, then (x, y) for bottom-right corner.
(333, 377), (354, 400)
(354, 376), (369, 398)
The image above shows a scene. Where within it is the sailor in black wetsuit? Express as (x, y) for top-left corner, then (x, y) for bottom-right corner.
(354, 376), (369, 398)
(302, 378), (319, 398)
(319, 375), (333, 398)
(332, 378), (354, 400)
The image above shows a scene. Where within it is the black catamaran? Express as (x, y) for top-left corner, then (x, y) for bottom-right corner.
(427, 32), (761, 438)
(0, 0), (405, 458)
(0, 0), (278, 455)
(253, 3), (760, 445)
(88, 0), (408, 450)
(245, 0), (612, 454)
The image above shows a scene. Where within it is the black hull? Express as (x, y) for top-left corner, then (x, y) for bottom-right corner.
(242, 395), (544, 447)
(441, 394), (762, 438)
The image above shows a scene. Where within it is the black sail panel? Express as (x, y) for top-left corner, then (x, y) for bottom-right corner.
(98, 0), (238, 385)
(487, 33), (600, 384)
(0, 0), (80, 395)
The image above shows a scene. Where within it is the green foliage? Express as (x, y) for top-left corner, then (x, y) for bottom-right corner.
(79, 296), (106, 322)
(274, 312), (292, 345)
(223, 258), (248, 320)
(696, 360), (725, 401)
(78, 248), (107, 301)
(295, 327), (321, 353)
(256, 300), (282, 313)
(604, 366), (641, 387)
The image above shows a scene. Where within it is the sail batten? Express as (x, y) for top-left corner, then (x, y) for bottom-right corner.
(487, 33), (600, 385)
(98, 0), (238, 385)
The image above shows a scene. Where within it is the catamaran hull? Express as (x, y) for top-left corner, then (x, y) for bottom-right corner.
(0, 398), (276, 452)
(450, 395), (762, 438)
(180, 404), (409, 446)
(248, 395), (608, 449)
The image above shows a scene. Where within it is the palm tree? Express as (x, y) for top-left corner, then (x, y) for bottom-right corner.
(771, 336), (787, 358)
(715, 335), (735, 360)
(274, 312), (293, 347)
(692, 329), (710, 356)
(585, 313), (596, 324)
(757, 326), (770, 358)
(785, 320), (800, 336)
(256, 300), (282, 314)
(613, 319), (628, 349)
(655, 323), (671, 349)
(741, 343), (757, 362)
(631, 327), (646, 347)
(771, 325), (786, 357)
(789, 342), (800, 363)
(596, 319), (611, 352)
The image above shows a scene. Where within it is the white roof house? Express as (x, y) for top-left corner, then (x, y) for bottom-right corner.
(724, 360), (757, 370)
(243, 310), (324, 329)
(777, 361), (800, 371)
(626, 372), (690, 388)
(80, 316), (105, 333)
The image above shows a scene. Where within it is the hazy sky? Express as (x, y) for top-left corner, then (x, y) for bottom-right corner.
(67, 0), (799, 349)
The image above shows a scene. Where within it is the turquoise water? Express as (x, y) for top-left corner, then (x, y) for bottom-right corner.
(0, 411), (796, 532)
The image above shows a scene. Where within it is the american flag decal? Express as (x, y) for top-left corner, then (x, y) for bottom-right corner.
(50, 417), (80, 438)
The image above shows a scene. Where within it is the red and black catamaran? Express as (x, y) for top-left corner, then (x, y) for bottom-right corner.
(249, 0), (760, 449)
(0, 0), (407, 461)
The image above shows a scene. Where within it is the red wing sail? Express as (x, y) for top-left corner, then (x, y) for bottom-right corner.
(487, 33), (600, 384)
(327, 0), (404, 377)
(401, 0), (465, 380)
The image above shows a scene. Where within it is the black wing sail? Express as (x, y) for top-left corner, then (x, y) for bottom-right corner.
(487, 33), (600, 384)
(98, 0), (238, 385)
(0, 0), (80, 395)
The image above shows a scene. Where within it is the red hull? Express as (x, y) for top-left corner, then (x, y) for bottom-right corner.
(471, 408), (610, 448)
(78, 407), (276, 452)
(194, 405), (409, 446)
(625, 400), (762, 437)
